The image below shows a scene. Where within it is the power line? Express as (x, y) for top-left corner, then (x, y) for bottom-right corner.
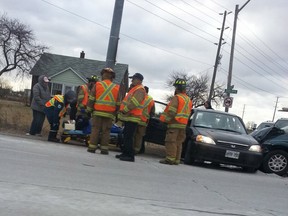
(238, 19), (288, 73)
(219, 68), (280, 96)
(126, 0), (216, 44)
(222, 49), (288, 92)
(40, 0), (212, 66)
(144, 0), (218, 39)
(181, 0), (222, 23)
(209, 0), (231, 11)
(163, 0), (217, 27)
(234, 39), (288, 82)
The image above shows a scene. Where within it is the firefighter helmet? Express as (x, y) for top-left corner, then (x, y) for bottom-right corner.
(101, 67), (115, 79)
(88, 75), (99, 82)
(173, 78), (186, 90)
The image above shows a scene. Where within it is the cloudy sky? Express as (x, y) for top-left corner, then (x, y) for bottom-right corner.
(1, 0), (288, 126)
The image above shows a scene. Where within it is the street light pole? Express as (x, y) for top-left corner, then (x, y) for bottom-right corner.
(208, 11), (227, 101)
(225, 0), (250, 112)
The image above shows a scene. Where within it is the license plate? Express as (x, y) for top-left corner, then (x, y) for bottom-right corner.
(225, 150), (240, 159)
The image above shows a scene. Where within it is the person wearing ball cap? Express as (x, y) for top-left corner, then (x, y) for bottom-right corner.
(116, 72), (146, 162)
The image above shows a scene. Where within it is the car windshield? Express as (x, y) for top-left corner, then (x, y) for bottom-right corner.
(274, 119), (288, 129)
(193, 111), (247, 134)
(256, 122), (274, 130)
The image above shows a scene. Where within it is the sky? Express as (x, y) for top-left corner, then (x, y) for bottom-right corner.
(1, 0), (288, 126)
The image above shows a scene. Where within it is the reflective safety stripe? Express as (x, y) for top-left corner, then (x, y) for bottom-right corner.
(160, 93), (192, 125)
(119, 84), (145, 118)
(45, 95), (64, 107)
(167, 123), (186, 129)
(94, 80), (119, 112)
(93, 111), (116, 120)
(139, 95), (154, 125)
(174, 94), (192, 125)
(166, 157), (176, 162)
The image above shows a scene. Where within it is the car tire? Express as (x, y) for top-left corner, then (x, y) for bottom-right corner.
(184, 140), (195, 165)
(262, 150), (288, 176)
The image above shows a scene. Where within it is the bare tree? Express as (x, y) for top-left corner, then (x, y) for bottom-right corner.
(165, 71), (224, 108)
(0, 13), (48, 78)
(0, 77), (12, 98)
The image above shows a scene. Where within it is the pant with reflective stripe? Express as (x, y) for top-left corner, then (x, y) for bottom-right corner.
(89, 116), (113, 151)
(134, 125), (146, 153)
(165, 128), (186, 162)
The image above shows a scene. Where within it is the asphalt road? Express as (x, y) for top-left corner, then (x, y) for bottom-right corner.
(0, 133), (287, 216)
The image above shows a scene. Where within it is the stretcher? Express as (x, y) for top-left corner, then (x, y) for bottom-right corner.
(60, 119), (123, 148)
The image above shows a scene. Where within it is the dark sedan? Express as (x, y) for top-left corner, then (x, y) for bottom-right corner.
(183, 109), (262, 172)
(251, 126), (288, 176)
(143, 108), (263, 172)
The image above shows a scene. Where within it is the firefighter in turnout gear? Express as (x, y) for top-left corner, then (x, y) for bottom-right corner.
(44, 90), (76, 142)
(74, 75), (98, 129)
(77, 75), (98, 116)
(134, 86), (155, 154)
(116, 73), (146, 162)
(159, 78), (192, 165)
(86, 68), (120, 154)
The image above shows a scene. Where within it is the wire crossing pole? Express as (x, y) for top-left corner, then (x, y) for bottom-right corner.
(225, 0), (250, 112)
(105, 0), (125, 69)
(208, 11), (227, 101)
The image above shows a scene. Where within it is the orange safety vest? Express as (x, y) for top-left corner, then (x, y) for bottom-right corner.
(120, 84), (145, 117)
(45, 95), (68, 118)
(93, 80), (119, 112)
(139, 95), (154, 126)
(160, 93), (192, 127)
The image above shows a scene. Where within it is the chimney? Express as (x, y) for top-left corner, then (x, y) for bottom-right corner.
(80, 51), (85, 58)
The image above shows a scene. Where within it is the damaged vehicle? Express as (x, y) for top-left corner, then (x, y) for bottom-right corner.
(251, 125), (288, 176)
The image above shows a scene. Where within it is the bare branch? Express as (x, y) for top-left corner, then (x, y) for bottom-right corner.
(0, 13), (48, 78)
(166, 71), (225, 108)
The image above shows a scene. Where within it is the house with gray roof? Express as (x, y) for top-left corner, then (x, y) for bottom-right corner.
(29, 51), (129, 100)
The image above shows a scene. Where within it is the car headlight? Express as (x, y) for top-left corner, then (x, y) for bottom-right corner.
(196, 135), (216, 145)
(249, 145), (261, 152)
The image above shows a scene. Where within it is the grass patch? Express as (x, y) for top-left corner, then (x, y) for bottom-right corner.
(0, 99), (50, 135)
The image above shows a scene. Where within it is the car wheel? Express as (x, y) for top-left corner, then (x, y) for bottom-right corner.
(184, 140), (195, 165)
(262, 150), (288, 176)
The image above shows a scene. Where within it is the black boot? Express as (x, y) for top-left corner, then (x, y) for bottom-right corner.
(48, 131), (60, 142)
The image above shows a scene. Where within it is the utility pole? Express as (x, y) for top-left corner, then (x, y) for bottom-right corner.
(242, 104), (246, 119)
(105, 0), (125, 69)
(208, 11), (227, 101)
(272, 97), (279, 122)
(225, 0), (250, 112)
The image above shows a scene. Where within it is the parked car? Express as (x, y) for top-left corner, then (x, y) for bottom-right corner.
(143, 108), (263, 172)
(274, 118), (288, 129)
(251, 125), (288, 176)
(250, 118), (288, 136)
(254, 121), (274, 131)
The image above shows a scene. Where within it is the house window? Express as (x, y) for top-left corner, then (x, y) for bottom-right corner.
(51, 83), (63, 95)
